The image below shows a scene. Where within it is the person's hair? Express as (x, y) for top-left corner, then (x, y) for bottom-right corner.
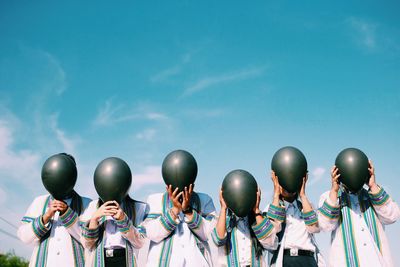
(190, 192), (201, 213)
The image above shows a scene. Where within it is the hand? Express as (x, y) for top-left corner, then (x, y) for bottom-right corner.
(253, 187), (261, 214)
(167, 185), (183, 217)
(92, 201), (118, 221)
(219, 188), (227, 211)
(299, 173), (308, 199)
(271, 171), (282, 199)
(53, 200), (68, 215)
(331, 165), (340, 193)
(112, 201), (126, 221)
(368, 160), (379, 193)
(182, 184), (194, 212)
(42, 200), (59, 224)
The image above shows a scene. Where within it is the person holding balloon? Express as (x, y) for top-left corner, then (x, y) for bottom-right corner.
(17, 153), (92, 267)
(267, 147), (324, 267)
(143, 150), (217, 267)
(212, 169), (280, 267)
(318, 148), (400, 267)
(80, 157), (148, 267)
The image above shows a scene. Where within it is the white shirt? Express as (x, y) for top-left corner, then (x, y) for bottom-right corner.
(282, 200), (316, 252)
(235, 217), (253, 266)
(103, 217), (126, 249)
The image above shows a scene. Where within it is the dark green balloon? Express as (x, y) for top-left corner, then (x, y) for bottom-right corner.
(162, 150), (198, 191)
(94, 157), (132, 203)
(335, 148), (369, 193)
(41, 153), (77, 200)
(222, 169), (258, 218)
(271, 146), (307, 193)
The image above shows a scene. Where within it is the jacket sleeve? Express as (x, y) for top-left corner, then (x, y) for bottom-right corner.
(317, 191), (340, 232)
(184, 196), (216, 242)
(17, 197), (52, 245)
(117, 214), (146, 249)
(369, 186), (400, 225)
(59, 207), (83, 242)
(302, 208), (320, 234)
(80, 201), (100, 250)
(251, 215), (279, 249)
(142, 195), (179, 243)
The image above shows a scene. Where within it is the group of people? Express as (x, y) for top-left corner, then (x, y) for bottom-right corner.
(17, 151), (400, 267)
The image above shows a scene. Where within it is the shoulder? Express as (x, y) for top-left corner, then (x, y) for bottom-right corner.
(318, 191), (331, 206)
(146, 193), (164, 203)
(31, 194), (51, 206)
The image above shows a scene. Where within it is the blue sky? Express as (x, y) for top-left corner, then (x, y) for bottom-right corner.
(0, 0), (399, 262)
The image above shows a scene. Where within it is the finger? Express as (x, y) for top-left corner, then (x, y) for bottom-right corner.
(167, 185), (172, 195)
(176, 191), (184, 200)
(172, 187), (179, 198)
(189, 184), (193, 194)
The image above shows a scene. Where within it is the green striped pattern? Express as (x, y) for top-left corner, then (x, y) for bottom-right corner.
(71, 237), (85, 267)
(369, 187), (389, 206)
(251, 216), (274, 240)
(267, 204), (286, 222)
(340, 196), (360, 267)
(116, 215), (132, 233)
(81, 223), (99, 239)
(34, 196), (51, 267)
(59, 207), (78, 228)
(319, 200), (340, 219)
(302, 210), (318, 225)
(186, 210), (202, 229)
(226, 228), (239, 267)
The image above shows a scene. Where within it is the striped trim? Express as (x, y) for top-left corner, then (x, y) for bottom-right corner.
(226, 228), (239, 267)
(32, 216), (50, 239)
(211, 228), (227, 246)
(319, 200), (340, 219)
(158, 234), (173, 267)
(81, 223), (99, 239)
(137, 225), (146, 235)
(116, 214), (132, 233)
(94, 231), (105, 267)
(341, 197), (360, 267)
(21, 216), (35, 223)
(59, 207), (78, 228)
(160, 210), (178, 232)
(369, 187), (389, 206)
(71, 237), (85, 267)
(34, 195), (51, 267)
(125, 239), (136, 267)
(146, 213), (161, 220)
(267, 204), (285, 222)
(251, 216), (274, 240)
(186, 210), (202, 229)
(302, 210), (318, 225)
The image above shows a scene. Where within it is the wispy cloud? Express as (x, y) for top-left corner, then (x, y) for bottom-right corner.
(93, 99), (170, 127)
(132, 165), (163, 190)
(183, 66), (265, 96)
(184, 108), (228, 119)
(347, 17), (377, 50)
(150, 51), (194, 83)
(49, 113), (80, 155)
(136, 128), (157, 141)
(308, 167), (326, 186)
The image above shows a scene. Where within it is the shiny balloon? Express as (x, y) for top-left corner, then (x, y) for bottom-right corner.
(41, 153), (77, 200)
(335, 148), (369, 193)
(162, 150), (198, 191)
(94, 157), (132, 203)
(271, 146), (307, 193)
(222, 169), (258, 218)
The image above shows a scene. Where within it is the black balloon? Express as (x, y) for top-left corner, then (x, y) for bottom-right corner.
(162, 150), (198, 191)
(222, 169), (258, 218)
(335, 148), (369, 193)
(41, 153), (77, 200)
(94, 157), (132, 203)
(271, 146), (307, 193)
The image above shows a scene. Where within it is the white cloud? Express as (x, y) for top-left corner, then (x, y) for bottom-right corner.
(136, 128), (157, 141)
(132, 165), (163, 190)
(93, 99), (170, 127)
(49, 113), (80, 155)
(150, 65), (181, 83)
(308, 167), (326, 186)
(183, 66), (265, 96)
(347, 17), (377, 50)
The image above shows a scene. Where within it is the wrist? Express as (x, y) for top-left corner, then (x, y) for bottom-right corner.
(369, 183), (379, 193)
(170, 207), (179, 219)
(182, 206), (193, 215)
